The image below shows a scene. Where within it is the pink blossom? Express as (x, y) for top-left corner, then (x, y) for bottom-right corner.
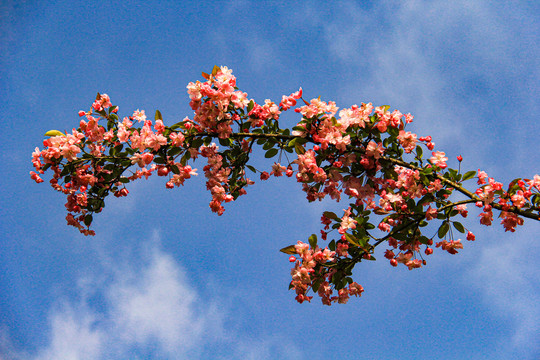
(425, 207), (438, 220)
(30, 171), (44, 183)
(366, 141), (384, 159)
(477, 169), (488, 185)
(270, 163), (286, 177)
(429, 151), (448, 169)
(397, 130), (418, 153)
(339, 207), (357, 234)
(455, 204), (468, 217)
(436, 239), (463, 254)
(511, 190), (526, 208)
(132, 109), (146, 122)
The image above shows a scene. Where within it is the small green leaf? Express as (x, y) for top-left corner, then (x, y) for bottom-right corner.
(246, 165), (257, 173)
(312, 277), (323, 292)
(416, 145), (423, 159)
(462, 170), (476, 181)
(280, 245), (297, 255)
(322, 211), (340, 221)
(168, 147), (183, 157)
(438, 222), (450, 239)
(294, 143), (305, 155)
(262, 141), (274, 150)
(83, 214), (93, 227)
(308, 234), (318, 248)
(453, 221), (465, 233)
(180, 152), (190, 166)
(344, 233), (360, 247)
(155, 110), (163, 121)
(44, 130), (66, 137)
(265, 148), (278, 158)
(247, 100), (254, 112)
(328, 240), (336, 251)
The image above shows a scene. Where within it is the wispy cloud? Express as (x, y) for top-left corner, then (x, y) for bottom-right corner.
(322, 1), (539, 358)
(322, 0), (538, 160)
(26, 239), (219, 359)
(468, 226), (540, 359)
(3, 234), (301, 360)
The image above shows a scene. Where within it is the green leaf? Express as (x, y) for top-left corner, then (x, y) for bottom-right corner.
(462, 170), (476, 181)
(262, 140), (274, 150)
(294, 143), (305, 155)
(328, 240), (336, 251)
(453, 221), (465, 233)
(344, 233), (360, 247)
(168, 147), (183, 157)
(279, 245), (297, 255)
(83, 214), (93, 227)
(44, 130), (66, 137)
(247, 100), (254, 112)
(265, 148), (278, 158)
(387, 127), (398, 138)
(312, 277), (323, 292)
(218, 138), (229, 147)
(365, 223), (375, 230)
(322, 211), (340, 221)
(191, 138), (203, 148)
(438, 222), (450, 239)
(416, 145), (423, 159)
(180, 152), (190, 166)
(155, 110), (163, 121)
(246, 165), (257, 173)
(308, 234), (318, 248)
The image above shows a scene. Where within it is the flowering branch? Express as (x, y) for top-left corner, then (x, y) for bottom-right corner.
(31, 65), (540, 305)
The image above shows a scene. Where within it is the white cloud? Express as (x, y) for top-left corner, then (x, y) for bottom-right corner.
(27, 241), (214, 360)
(468, 226), (540, 358)
(1, 235), (302, 360)
(34, 304), (105, 360)
(107, 247), (204, 353)
(322, 1), (540, 358)
(0, 327), (29, 360)
(322, 0), (538, 159)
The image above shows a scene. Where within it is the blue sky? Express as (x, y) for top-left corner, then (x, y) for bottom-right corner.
(1, 1), (539, 359)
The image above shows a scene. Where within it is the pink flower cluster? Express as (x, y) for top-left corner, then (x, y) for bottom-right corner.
(290, 241), (363, 305)
(475, 170), (539, 232)
(31, 66), (540, 304)
(199, 143), (247, 215)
